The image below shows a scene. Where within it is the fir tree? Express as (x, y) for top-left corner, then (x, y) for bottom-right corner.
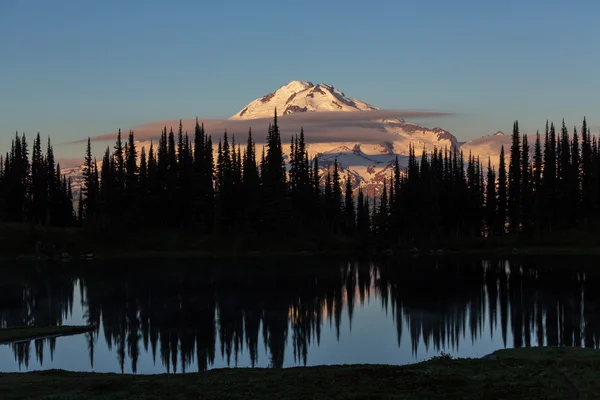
(507, 121), (521, 233)
(521, 134), (532, 232)
(496, 145), (507, 235)
(485, 158), (497, 236)
(344, 172), (355, 233)
(581, 117), (594, 222)
(30, 133), (44, 224)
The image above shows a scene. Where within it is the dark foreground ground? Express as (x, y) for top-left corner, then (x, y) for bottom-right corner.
(1, 347), (599, 399)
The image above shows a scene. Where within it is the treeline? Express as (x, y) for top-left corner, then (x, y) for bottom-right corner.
(0, 134), (74, 226)
(376, 118), (600, 243)
(76, 113), (365, 239)
(1, 112), (598, 246)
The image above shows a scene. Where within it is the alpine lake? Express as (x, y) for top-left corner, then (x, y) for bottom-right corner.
(0, 255), (598, 374)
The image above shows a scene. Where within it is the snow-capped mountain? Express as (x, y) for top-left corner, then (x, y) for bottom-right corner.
(70, 81), (509, 197)
(227, 81), (462, 195)
(230, 80), (378, 120)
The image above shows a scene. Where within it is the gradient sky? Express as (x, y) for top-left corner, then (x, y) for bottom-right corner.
(2, 0), (599, 159)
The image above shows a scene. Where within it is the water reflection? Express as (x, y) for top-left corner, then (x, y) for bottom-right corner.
(0, 257), (598, 373)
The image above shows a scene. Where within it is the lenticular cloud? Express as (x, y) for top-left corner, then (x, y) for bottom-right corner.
(77, 109), (453, 145)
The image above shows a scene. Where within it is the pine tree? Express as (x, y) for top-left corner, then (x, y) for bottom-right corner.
(344, 171), (355, 233)
(356, 189), (368, 236)
(507, 121), (521, 233)
(139, 146), (148, 220)
(262, 110), (287, 233)
(99, 146), (114, 225)
(332, 159), (342, 232)
(378, 178), (388, 237)
(581, 117), (594, 222)
(521, 134), (532, 232)
(46, 137), (58, 226)
(147, 141), (158, 227)
(485, 158), (497, 236)
(114, 129), (125, 206)
(558, 120), (571, 228)
(241, 129), (260, 233)
(569, 127), (580, 227)
(30, 133), (44, 224)
(496, 145), (507, 235)
(542, 122), (557, 232)
(125, 131), (139, 227)
(82, 148), (100, 224)
(77, 190), (84, 225)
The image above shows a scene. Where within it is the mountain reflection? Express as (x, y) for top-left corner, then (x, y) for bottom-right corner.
(1, 257), (599, 373)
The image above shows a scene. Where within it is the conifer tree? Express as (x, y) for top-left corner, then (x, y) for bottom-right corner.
(114, 129), (125, 206)
(521, 134), (532, 232)
(30, 133), (44, 224)
(496, 146), (507, 235)
(77, 190), (84, 225)
(262, 110), (287, 233)
(82, 138), (98, 222)
(581, 117), (594, 222)
(542, 122), (557, 232)
(356, 189), (368, 236)
(46, 137), (58, 225)
(378, 178), (388, 237)
(570, 127), (580, 225)
(98, 146), (113, 224)
(485, 158), (497, 236)
(344, 172), (355, 233)
(557, 120), (571, 227)
(332, 159), (342, 232)
(508, 121), (521, 233)
(139, 146), (148, 218)
(125, 131), (139, 227)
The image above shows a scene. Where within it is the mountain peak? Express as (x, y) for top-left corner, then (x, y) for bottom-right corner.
(494, 131), (505, 136)
(230, 80), (378, 120)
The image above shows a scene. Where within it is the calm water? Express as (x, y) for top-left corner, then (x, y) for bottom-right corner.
(0, 256), (596, 374)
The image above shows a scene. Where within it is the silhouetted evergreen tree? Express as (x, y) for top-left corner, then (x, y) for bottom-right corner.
(542, 122), (558, 232)
(262, 111), (287, 234)
(124, 131), (139, 228)
(496, 145), (507, 235)
(557, 120), (571, 228)
(508, 121), (521, 233)
(581, 117), (594, 222)
(485, 158), (497, 236)
(521, 134), (533, 233)
(331, 160), (342, 232)
(570, 127), (580, 226)
(344, 171), (355, 233)
(30, 133), (45, 224)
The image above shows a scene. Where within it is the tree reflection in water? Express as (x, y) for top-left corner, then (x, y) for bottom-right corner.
(0, 256), (598, 373)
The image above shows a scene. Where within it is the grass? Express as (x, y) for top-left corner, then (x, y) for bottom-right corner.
(1, 347), (599, 399)
(5, 220), (600, 261)
(0, 325), (95, 344)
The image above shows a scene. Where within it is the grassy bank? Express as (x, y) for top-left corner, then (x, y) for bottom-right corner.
(0, 347), (598, 399)
(5, 221), (600, 260)
(0, 325), (95, 344)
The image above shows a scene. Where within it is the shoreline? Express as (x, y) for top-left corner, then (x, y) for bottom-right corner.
(0, 347), (597, 399)
(12, 245), (600, 261)
(0, 325), (95, 344)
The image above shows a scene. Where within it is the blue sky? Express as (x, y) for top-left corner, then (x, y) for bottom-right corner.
(1, 0), (599, 159)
